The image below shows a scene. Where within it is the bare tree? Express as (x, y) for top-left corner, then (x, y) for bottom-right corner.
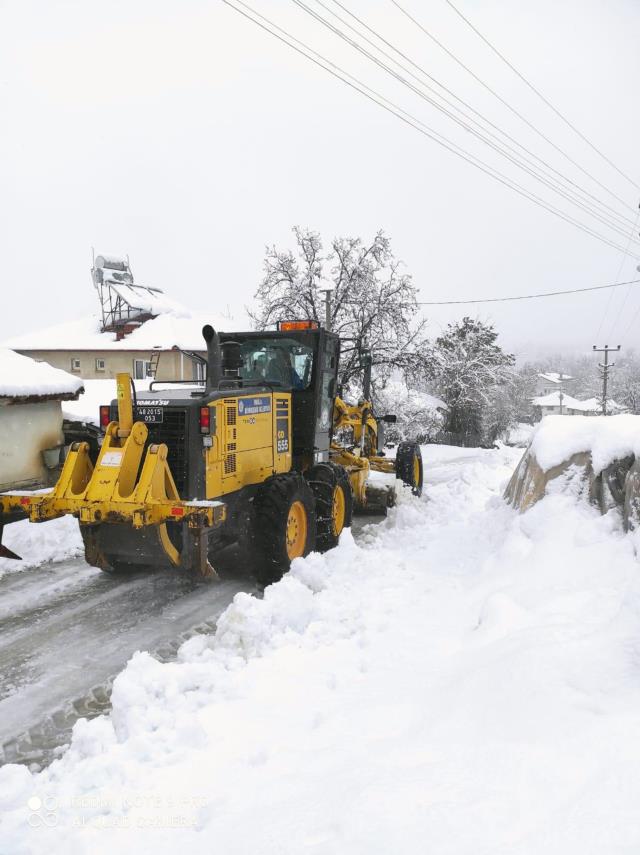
(250, 227), (427, 392)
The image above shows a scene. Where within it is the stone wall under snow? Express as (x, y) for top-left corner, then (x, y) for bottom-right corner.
(505, 415), (640, 531)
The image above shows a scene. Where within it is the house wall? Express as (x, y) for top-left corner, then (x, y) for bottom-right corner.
(534, 377), (577, 396)
(0, 400), (64, 491)
(14, 350), (207, 381)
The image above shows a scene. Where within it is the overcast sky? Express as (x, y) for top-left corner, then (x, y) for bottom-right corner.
(1, 0), (638, 364)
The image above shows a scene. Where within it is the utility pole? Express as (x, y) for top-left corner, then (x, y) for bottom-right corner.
(592, 344), (621, 415)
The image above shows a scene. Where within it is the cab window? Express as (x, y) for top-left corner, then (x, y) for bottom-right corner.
(239, 338), (314, 389)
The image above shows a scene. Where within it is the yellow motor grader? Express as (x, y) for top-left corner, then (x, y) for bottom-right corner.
(0, 322), (422, 583)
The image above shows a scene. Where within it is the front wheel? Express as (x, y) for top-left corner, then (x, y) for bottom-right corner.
(251, 473), (317, 585)
(305, 462), (353, 552)
(395, 442), (424, 497)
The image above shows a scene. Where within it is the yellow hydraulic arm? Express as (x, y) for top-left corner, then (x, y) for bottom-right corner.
(330, 396), (395, 509)
(0, 374), (225, 574)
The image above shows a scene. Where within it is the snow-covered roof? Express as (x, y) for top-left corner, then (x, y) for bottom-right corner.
(533, 391), (587, 410)
(538, 372), (575, 384)
(533, 392), (624, 414)
(1, 310), (234, 353)
(577, 397), (625, 414)
(0, 348), (83, 400)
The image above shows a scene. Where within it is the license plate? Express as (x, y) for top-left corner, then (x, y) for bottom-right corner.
(137, 406), (164, 424)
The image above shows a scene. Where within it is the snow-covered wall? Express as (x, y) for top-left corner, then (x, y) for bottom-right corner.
(0, 400), (64, 490)
(505, 414), (640, 528)
(529, 414), (640, 475)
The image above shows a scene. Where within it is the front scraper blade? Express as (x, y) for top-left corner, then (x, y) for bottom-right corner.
(81, 521), (181, 573)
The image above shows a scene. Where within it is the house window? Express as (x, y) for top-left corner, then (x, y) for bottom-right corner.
(95, 358), (106, 372)
(133, 359), (153, 379)
(71, 358), (81, 372)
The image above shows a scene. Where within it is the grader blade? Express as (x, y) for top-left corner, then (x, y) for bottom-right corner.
(0, 525), (21, 561)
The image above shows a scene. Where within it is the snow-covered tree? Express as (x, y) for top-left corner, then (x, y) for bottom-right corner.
(425, 318), (515, 441)
(610, 353), (640, 413)
(374, 378), (446, 443)
(250, 227), (427, 392)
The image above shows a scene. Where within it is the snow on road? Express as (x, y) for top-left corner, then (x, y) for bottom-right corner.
(3, 443), (640, 854)
(0, 516), (83, 579)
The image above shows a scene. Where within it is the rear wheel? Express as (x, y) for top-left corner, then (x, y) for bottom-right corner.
(305, 462), (353, 552)
(251, 473), (317, 585)
(395, 442), (423, 497)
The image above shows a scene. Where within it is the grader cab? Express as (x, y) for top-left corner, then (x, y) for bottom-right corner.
(0, 322), (423, 582)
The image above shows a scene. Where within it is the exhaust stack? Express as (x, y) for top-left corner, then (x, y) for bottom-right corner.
(202, 325), (222, 392)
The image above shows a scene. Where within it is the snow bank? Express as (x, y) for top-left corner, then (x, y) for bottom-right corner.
(0, 349), (83, 399)
(529, 414), (640, 474)
(4, 444), (640, 853)
(0, 515), (83, 578)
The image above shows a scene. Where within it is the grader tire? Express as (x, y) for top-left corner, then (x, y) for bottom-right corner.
(396, 442), (424, 497)
(305, 463), (353, 552)
(251, 473), (317, 586)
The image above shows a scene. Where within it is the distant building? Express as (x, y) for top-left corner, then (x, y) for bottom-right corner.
(0, 349), (83, 491)
(532, 391), (626, 420)
(534, 372), (577, 397)
(2, 255), (229, 382)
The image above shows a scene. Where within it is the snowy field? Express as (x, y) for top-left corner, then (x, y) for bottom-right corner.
(2, 443), (640, 853)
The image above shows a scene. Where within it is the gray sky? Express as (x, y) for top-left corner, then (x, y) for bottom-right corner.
(1, 0), (638, 364)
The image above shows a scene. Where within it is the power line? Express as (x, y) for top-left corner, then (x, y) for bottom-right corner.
(221, 0), (639, 257)
(604, 207), (640, 341)
(323, 0), (637, 234)
(303, 0), (640, 244)
(617, 278), (640, 347)
(390, 0), (637, 215)
(292, 0), (639, 244)
(413, 278), (640, 305)
(442, 0), (640, 192)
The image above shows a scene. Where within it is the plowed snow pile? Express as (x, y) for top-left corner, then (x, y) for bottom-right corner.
(2, 444), (640, 854)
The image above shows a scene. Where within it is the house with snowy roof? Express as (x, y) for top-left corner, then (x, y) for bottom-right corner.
(0, 349), (83, 492)
(1, 255), (230, 382)
(534, 372), (577, 396)
(532, 391), (626, 419)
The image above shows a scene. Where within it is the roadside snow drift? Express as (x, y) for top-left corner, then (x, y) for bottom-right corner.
(506, 415), (640, 525)
(2, 444), (640, 854)
(0, 516), (83, 578)
(529, 413), (640, 474)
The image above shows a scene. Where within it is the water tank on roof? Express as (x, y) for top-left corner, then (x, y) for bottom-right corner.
(95, 255), (128, 271)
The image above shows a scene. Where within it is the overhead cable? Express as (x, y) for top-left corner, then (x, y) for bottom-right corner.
(442, 0), (640, 192)
(413, 278), (640, 305)
(323, 0), (636, 233)
(390, 0), (637, 214)
(221, 0), (640, 258)
(298, 0), (639, 242)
